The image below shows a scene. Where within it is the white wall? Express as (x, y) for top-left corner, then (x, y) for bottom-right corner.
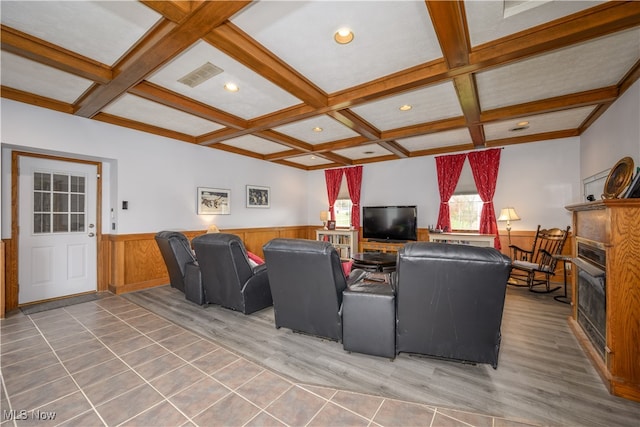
(307, 138), (580, 232)
(580, 80), (640, 182)
(1, 99), (308, 237)
(10, 87), (629, 239)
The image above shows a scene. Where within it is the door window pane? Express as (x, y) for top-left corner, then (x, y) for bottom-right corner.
(70, 214), (85, 232)
(53, 174), (68, 192)
(53, 214), (68, 233)
(53, 193), (69, 213)
(34, 214), (50, 234)
(34, 172), (50, 191)
(33, 171), (86, 234)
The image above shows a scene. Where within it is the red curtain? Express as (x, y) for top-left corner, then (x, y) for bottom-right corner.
(435, 153), (467, 232)
(468, 148), (501, 249)
(345, 166), (363, 229)
(324, 168), (344, 220)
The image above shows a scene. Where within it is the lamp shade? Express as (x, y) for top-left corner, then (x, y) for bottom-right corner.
(320, 211), (329, 221)
(207, 224), (220, 233)
(497, 207), (520, 222)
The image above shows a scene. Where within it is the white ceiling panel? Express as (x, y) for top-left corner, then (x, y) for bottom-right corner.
(477, 28), (640, 111)
(397, 128), (472, 152)
(274, 115), (360, 145)
(222, 134), (289, 155)
(0, 1), (161, 66)
(0, 52), (93, 104)
(351, 81), (463, 131)
(285, 155), (334, 167)
(231, 1), (441, 93)
(333, 143), (392, 160)
(484, 105), (596, 141)
(148, 41), (301, 120)
(465, 0), (605, 47)
(103, 94), (224, 136)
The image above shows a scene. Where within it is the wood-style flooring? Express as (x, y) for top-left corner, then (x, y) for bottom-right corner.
(123, 284), (640, 427)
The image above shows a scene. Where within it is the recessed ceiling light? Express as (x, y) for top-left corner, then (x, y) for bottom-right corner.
(334, 28), (354, 44)
(399, 104), (412, 111)
(224, 82), (239, 92)
(311, 156), (316, 160)
(517, 121), (529, 126)
(312, 127), (323, 132)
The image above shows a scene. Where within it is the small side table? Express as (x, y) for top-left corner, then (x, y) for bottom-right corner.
(553, 255), (573, 304)
(342, 280), (395, 359)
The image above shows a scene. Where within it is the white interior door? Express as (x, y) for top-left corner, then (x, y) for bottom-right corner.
(18, 157), (97, 304)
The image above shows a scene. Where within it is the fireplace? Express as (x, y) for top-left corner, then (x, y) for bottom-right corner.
(574, 240), (606, 360)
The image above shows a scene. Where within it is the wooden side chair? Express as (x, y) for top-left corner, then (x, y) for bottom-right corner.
(507, 226), (570, 293)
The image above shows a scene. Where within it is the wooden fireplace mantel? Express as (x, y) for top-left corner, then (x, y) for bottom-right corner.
(566, 199), (640, 402)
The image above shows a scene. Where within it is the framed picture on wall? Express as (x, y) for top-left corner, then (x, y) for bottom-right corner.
(197, 187), (230, 215)
(246, 185), (270, 208)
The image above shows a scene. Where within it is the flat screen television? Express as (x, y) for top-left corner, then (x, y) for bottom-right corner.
(362, 206), (417, 242)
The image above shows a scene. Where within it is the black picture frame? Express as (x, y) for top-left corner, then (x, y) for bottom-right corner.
(624, 170), (640, 198)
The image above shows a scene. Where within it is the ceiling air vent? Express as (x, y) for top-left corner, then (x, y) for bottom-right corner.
(178, 62), (223, 88)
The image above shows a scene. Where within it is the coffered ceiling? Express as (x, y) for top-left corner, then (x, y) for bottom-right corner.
(1, 1), (639, 170)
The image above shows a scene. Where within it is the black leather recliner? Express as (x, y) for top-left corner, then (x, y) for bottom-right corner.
(262, 238), (366, 341)
(192, 233), (272, 314)
(154, 231), (197, 293)
(395, 242), (512, 368)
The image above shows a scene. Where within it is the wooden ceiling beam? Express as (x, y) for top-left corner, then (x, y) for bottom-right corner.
(382, 117), (468, 141)
(377, 140), (410, 158)
(255, 130), (315, 152)
(74, 1), (251, 118)
(0, 25), (112, 84)
(426, 1), (485, 148)
(263, 149), (305, 162)
(1, 86), (74, 114)
(313, 136), (371, 153)
(93, 112), (196, 143)
(425, 1), (470, 69)
(210, 143), (267, 161)
(481, 87), (619, 123)
(470, 2), (640, 69)
(206, 22), (328, 108)
(328, 59), (450, 108)
(327, 110), (381, 140)
(130, 81), (247, 129)
(140, 1), (202, 23)
(317, 151), (353, 166)
(486, 129), (579, 148)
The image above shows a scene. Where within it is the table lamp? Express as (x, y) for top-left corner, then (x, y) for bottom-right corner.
(320, 211), (329, 230)
(497, 207), (520, 245)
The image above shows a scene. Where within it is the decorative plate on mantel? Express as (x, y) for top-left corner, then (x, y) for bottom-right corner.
(602, 157), (634, 199)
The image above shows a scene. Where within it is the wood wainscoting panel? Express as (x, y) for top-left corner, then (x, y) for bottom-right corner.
(104, 226), (313, 295)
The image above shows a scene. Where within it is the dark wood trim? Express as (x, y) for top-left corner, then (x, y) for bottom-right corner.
(5, 151), (103, 313)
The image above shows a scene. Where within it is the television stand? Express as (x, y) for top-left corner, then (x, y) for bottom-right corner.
(360, 239), (407, 253)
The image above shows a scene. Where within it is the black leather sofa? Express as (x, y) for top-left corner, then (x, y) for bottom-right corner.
(192, 233), (272, 314)
(394, 242), (511, 368)
(262, 238), (366, 341)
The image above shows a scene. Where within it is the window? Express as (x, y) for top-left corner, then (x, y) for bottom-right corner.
(33, 171), (86, 234)
(334, 175), (352, 228)
(449, 194), (482, 230)
(449, 160), (482, 231)
(334, 199), (352, 228)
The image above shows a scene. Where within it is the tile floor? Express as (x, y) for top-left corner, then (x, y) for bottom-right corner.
(1, 295), (536, 426)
